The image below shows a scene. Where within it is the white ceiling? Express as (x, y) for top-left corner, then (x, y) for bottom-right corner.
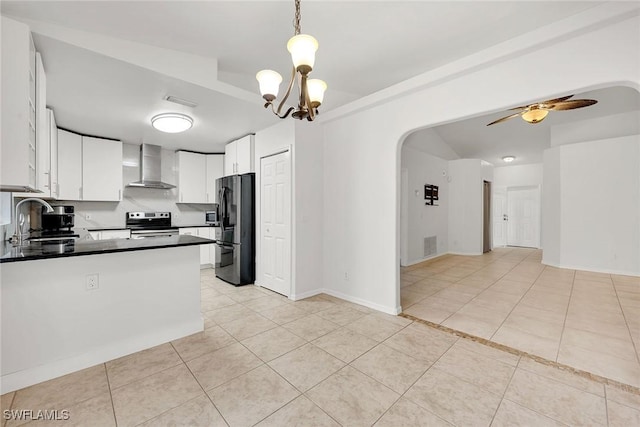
(414, 86), (640, 165)
(2, 0), (618, 153)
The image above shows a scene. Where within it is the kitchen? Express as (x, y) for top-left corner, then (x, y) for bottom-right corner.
(0, 13), (266, 393)
(2, 1), (640, 425)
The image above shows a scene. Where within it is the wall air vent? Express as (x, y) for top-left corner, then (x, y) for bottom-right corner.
(163, 95), (198, 108)
(424, 236), (437, 258)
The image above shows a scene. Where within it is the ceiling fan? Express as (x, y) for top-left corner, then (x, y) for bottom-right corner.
(486, 95), (598, 126)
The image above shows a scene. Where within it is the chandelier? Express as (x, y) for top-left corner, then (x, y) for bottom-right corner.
(256, 0), (327, 121)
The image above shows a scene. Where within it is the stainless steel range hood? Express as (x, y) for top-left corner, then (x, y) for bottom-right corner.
(126, 143), (175, 189)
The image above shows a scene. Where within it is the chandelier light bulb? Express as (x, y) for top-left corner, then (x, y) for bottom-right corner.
(502, 156), (516, 163)
(256, 70), (283, 101)
(151, 113), (193, 133)
(287, 34), (318, 73)
(307, 79), (327, 107)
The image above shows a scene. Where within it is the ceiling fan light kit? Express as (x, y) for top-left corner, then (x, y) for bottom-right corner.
(256, 0), (327, 121)
(487, 95), (597, 126)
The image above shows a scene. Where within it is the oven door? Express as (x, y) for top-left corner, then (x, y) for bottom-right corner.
(130, 229), (177, 239)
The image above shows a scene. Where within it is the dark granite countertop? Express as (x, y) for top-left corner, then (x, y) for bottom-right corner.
(1, 235), (212, 263)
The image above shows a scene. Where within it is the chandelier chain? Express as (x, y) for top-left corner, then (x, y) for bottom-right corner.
(293, 0), (301, 35)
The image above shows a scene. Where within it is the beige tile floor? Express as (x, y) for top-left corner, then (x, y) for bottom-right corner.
(1, 267), (639, 426)
(401, 247), (640, 389)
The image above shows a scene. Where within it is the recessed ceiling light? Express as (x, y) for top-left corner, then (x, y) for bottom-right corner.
(502, 156), (516, 163)
(151, 113), (193, 133)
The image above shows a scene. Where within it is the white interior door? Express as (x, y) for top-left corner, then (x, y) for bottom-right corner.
(492, 190), (507, 247)
(260, 151), (291, 296)
(506, 186), (540, 248)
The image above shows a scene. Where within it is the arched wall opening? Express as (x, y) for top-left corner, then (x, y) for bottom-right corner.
(320, 11), (640, 315)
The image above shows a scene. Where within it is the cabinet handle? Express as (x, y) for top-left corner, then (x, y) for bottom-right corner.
(79, 187), (83, 200)
(180, 193), (183, 202)
(118, 189), (122, 200)
(43, 171), (50, 188)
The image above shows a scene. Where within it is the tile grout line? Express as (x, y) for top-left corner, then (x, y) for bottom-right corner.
(555, 269), (577, 363)
(610, 279), (640, 366)
(485, 259), (547, 341)
(102, 363), (118, 427)
(488, 355), (522, 426)
(604, 382), (610, 427)
(400, 312), (640, 396)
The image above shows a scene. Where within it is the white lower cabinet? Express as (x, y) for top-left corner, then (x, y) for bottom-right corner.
(179, 227), (216, 267)
(89, 229), (130, 240)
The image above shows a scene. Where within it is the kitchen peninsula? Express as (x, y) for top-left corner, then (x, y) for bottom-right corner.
(0, 234), (211, 393)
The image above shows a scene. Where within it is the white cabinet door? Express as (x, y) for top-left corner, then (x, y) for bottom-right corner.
(100, 229), (131, 240)
(224, 135), (254, 177)
(235, 135), (254, 174)
(82, 136), (123, 201)
(0, 17), (37, 192)
(196, 227), (215, 266)
(49, 110), (59, 199)
(35, 53), (50, 195)
(224, 143), (236, 176)
(206, 154), (224, 203)
(177, 151), (206, 203)
(57, 130), (83, 200)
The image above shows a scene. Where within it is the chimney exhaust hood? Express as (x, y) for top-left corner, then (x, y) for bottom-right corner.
(126, 143), (175, 189)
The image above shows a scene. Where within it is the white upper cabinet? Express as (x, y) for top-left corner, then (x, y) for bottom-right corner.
(177, 151), (206, 203)
(224, 134), (254, 176)
(57, 130), (83, 200)
(35, 53), (50, 195)
(49, 110), (59, 199)
(1, 17), (37, 192)
(57, 132), (122, 201)
(82, 137), (123, 201)
(206, 154), (224, 203)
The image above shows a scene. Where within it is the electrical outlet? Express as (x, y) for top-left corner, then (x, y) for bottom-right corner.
(86, 273), (99, 290)
(344, 272), (349, 281)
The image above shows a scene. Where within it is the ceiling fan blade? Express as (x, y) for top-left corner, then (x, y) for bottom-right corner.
(547, 99), (598, 111)
(486, 112), (522, 126)
(509, 95), (575, 111)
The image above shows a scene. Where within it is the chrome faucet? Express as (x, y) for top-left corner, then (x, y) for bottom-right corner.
(11, 198), (54, 245)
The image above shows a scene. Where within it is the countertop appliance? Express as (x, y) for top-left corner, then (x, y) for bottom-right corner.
(41, 205), (74, 231)
(126, 212), (178, 239)
(205, 207), (219, 226)
(215, 173), (255, 286)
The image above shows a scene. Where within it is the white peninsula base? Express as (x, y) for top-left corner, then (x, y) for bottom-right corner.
(1, 245), (203, 393)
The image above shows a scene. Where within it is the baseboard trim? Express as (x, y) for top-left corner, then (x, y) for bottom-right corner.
(542, 260), (639, 277)
(0, 318), (203, 394)
(447, 251), (483, 256)
(290, 288), (324, 301)
(321, 288), (400, 315)
(402, 252), (449, 267)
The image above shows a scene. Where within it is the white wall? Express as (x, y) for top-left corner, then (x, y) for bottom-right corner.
(293, 122), (324, 298)
(543, 135), (640, 275)
(448, 159), (486, 255)
(493, 164), (543, 188)
(320, 12), (640, 313)
(551, 111), (640, 147)
(253, 120), (324, 299)
(401, 145), (449, 264)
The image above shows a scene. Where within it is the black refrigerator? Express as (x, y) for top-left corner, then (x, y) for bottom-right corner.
(214, 173), (255, 286)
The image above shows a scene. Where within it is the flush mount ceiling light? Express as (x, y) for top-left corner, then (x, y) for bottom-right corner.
(487, 95), (598, 126)
(151, 113), (193, 133)
(502, 156), (516, 163)
(256, 0), (327, 121)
